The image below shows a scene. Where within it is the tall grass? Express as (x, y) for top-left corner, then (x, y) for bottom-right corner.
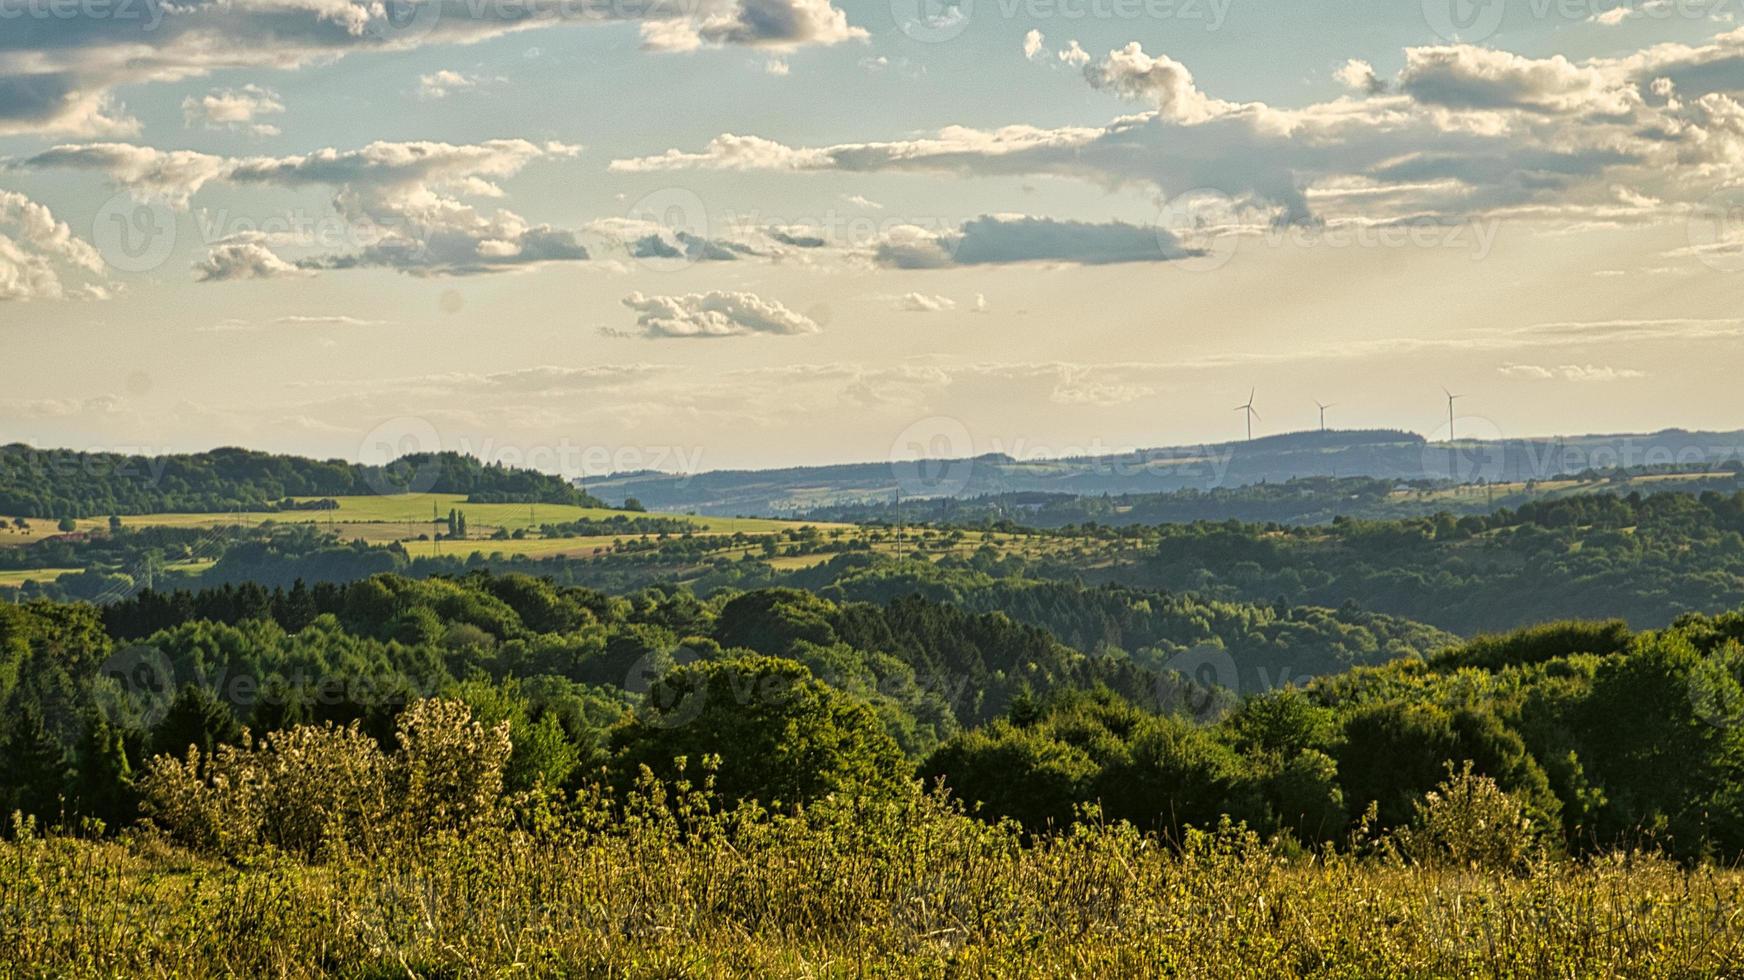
(4, 785), (1743, 977)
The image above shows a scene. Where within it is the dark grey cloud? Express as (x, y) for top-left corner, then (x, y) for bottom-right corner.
(875, 215), (1195, 268)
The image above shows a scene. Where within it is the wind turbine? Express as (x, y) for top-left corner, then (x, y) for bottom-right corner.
(1235, 388), (1260, 442)
(1442, 387), (1463, 442)
(1314, 400), (1335, 432)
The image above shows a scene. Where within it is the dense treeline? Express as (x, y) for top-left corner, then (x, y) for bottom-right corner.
(1080, 489), (1744, 633)
(0, 444), (603, 518)
(802, 467), (1744, 529)
(926, 613), (1744, 862)
(14, 567), (1744, 861)
(0, 569), (1445, 834)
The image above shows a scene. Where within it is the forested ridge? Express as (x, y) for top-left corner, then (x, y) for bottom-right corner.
(0, 444), (604, 518)
(1067, 488), (1744, 632)
(0, 565), (1740, 864)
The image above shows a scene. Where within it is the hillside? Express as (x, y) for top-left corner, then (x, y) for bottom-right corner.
(586, 427), (1744, 515)
(0, 444), (606, 519)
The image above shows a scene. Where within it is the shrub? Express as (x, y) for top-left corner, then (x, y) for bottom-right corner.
(140, 699), (508, 859)
(1397, 761), (1536, 872)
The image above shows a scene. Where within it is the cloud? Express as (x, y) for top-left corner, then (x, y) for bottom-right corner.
(1024, 29), (1045, 61)
(621, 290), (821, 338)
(0, 191), (108, 301)
(1335, 59), (1386, 95)
(193, 241), (311, 282)
(1499, 362), (1648, 382)
(0, 0), (865, 138)
(1082, 42), (1243, 123)
(874, 214), (1195, 268)
(273, 315), (386, 327)
(1397, 46), (1629, 115)
(418, 70), (488, 100)
(612, 30), (1744, 231)
(638, 0), (867, 51)
(895, 292), (956, 312)
(627, 229), (760, 262)
(24, 138), (591, 276)
(182, 85), (285, 136)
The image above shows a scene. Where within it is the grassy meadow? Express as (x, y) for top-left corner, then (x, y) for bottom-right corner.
(6, 790), (1742, 978)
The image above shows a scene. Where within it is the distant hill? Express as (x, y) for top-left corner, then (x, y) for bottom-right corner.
(584, 427), (1744, 516)
(0, 444), (605, 518)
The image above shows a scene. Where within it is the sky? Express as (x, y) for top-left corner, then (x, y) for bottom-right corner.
(3, 0), (1744, 477)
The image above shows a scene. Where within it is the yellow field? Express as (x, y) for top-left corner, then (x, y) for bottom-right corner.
(400, 535), (630, 561)
(0, 567), (79, 587)
(0, 495), (842, 544)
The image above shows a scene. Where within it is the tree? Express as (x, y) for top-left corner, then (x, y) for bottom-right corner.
(151, 685), (243, 761)
(611, 655), (909, 806)
(69, 714), (136, 827)
(56, 517), (77, 533)
(0, 704), (69, 824)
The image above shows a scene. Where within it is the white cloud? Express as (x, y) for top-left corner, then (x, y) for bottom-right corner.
(418, 70), (491, 100)
(26, 139), (591, 277)
(620, 290), (821, 338)
(895, 292), (956, 312)
(182, 85), (285, 136)
(193, 241), (311, 282)
(873, 214), (1196, 268)
(0, 0), (866, 138)
(638, 0), (867, 52)
(0, 191), (108, 302)
(1335, 59), (1385, 95)
(1500, 362), (1648, 382)
(1083, 42), (1243, 123)
(612, 29), (1744, 231)
(1024, 29), (1045, 61)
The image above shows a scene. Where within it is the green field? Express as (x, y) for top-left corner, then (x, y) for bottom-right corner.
(0, 567), (80, 587)
(0, 494), (841, 545)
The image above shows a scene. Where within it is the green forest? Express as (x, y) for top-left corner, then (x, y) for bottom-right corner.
(8, 449), (1744, 973)
(0, 444), (604, 517)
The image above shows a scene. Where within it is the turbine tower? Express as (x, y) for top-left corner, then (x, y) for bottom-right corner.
(1314, 400), (1335, 432)
(1235, 388), (1260, 442)
(1442, 387), (1463, 442)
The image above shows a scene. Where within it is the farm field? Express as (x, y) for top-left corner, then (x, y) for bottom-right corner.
(0, 567), (78, 587)
(0, 494), (841, 544)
